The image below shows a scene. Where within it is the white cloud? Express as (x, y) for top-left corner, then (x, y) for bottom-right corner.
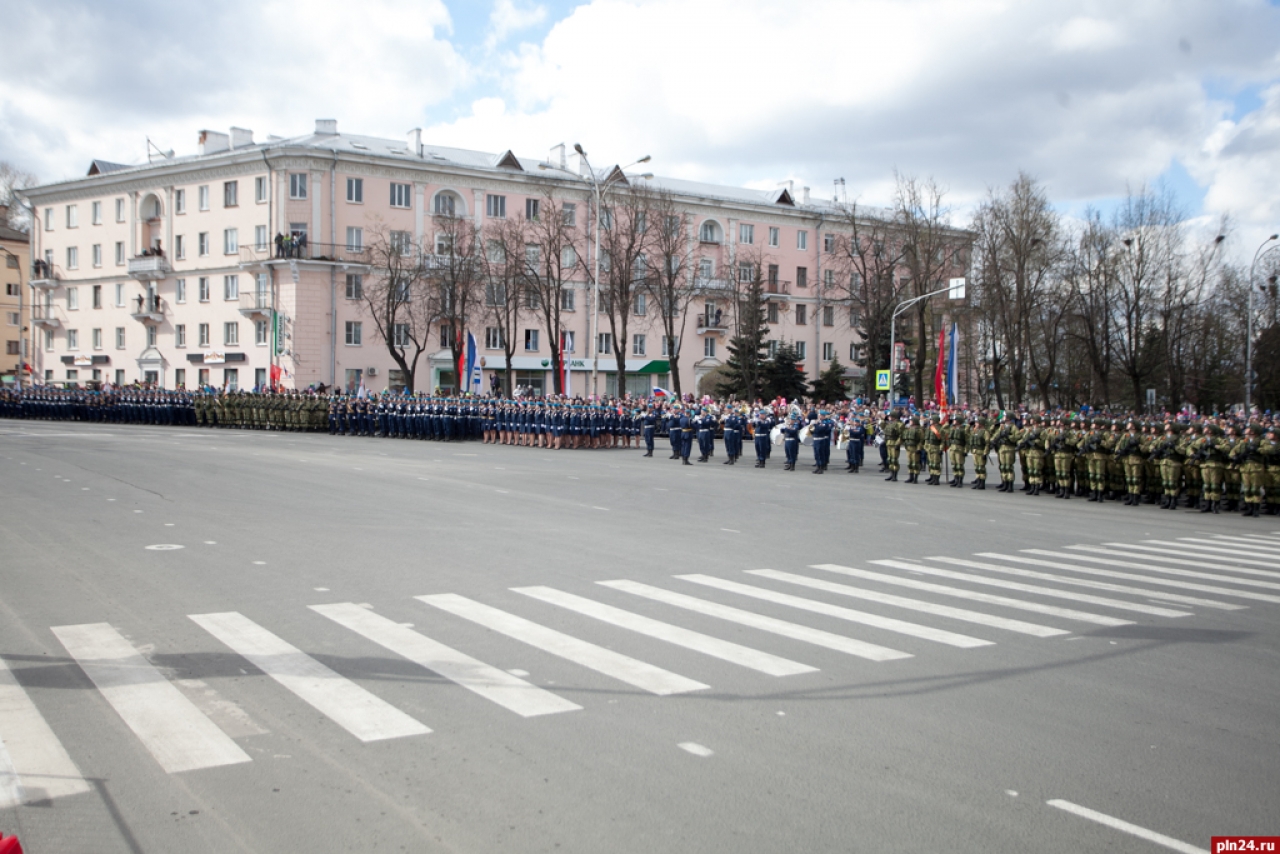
(486, 0), (548, 51)
(1052, 17), (1128, 53)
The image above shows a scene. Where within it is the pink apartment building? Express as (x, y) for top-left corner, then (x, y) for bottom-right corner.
(21, 120), (963, 398)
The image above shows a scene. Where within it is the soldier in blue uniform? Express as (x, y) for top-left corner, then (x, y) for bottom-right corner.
(810, 409), (834, 473)
(695, 406), (715, 462)
(751, 407), (776, 468)
(642, 405), (658, 457)
(845, 417), (867, 472)
(780, 414), (802, 471)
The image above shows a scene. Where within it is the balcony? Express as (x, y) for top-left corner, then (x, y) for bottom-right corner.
(239, 241), (371, 267)
(129, 294), (165, 323)
(30, 261), (61, 290)
(32, 304), (63, 329)
(765, 280), (792, 298)
(128, 254), (171, 280)
(238, 291), (273, 318)
(693, 276), (732, 293)
(696, 312), (728, 335)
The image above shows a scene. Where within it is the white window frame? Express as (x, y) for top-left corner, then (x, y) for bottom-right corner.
(66, 247), (79, 270)
(561, 202), (576, 227)
(198, 323), (210, 347)
(797, 230), (808, 251)
(768, 226), (779, 247)
(560, 289), (575, 311)
(524, 328), (539, 352)
(67, 329), (78, 350)
(255, 225), (268, 251)
(484, 327), (503, 350)
(795, 341), (806, 360)
(344, 321), (362, 346)
(597, 332), (612, 355)
(255, 176), (268, 203)
(198, 232), (209, 256)
(115, 198), (125, 223)
(486, 194), (506, 218)
(92, 328), (102, 350)
(66, 205), (78, 228)
(198, 185), (210, 211)
(823, 342), (835, 360)
(390, 182), (411, 208)
(91, 201), (102, 225)
(525, 198), (540, 220)
(255, 319), (269, 346)
(175, 279), (187, 303)
(739, 223), (754, 245)
(115, 241), (125, 265)
(174, 189), (186, 215)
(223, 321), (239, 347)
(346, 177), (363, 203)
(289, 173), (308, 199)
(223, 228), (238, 255)
(346, 227), (364, 251)
(43, 208), (53, 231)
(703, 337), (715, 358)
(91, 244), (102, 268)
(175, 324), (186, 347)
(174, 234), (185, 260)
(198, 277), (210, 303)
(633, 293), (646, 316)
(223, 180), (238, 208)
(632, 334), (646, 357)
(345, 274), (363, 300)
(223, 274), (239, 301)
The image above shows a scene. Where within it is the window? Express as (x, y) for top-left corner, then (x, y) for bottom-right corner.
(439, 323), (454, 349)
(597, 332), (612, 354)
(485, 327), (503, 350)
(346, 227), (363, 251)
(342, 321), (362, 346)
(43, 208), (53, 231)
(562, 331), (575, 353)
(115, 198), (125, 222)
(632, 334), (646, 356)
(767, 302), (779, 324)
(115, 241), (125, 265)
(767, 340), (779, 358)
(796, 304), (807, 325)
(65, 369), (78, 382)
(796, 266), (808, 289)
(92, 244), (102, 268)
(223, 181), (238, 207)
(5, 310), (16, 323)
(389, 231), (412, 255)
(486, 194), (506, 218)
(175, 324), (186, 347)
(255, 226), (267, 251)
(390, 182), (411, 208)
(525, 198), (539, 220)
(175, 368), (186, 387)
(223, 228), (238, 254)
(67, 329), (78, 349)
(823, 342), (835, 360)
(114, 283), (124, 307)
(633, 293), (646, 316)
(434, 192), (457, 216)
(850, 342), (859, 361)
(435, 233), (454, 255)
(198, 185), (210, 211)
(850, 307), (861, 328)
(560, 246), (577, 269)
(768, 264), (779, 286)
(223, 275), (238, 300)
(224, 368), (238, 390)
(344, 177), (363, 203)
(824, 233), (836, 253)
(255, 176), (268, 203)
(485, 282), (506, 306)
(289, 173), (307, 199)
(562, 203), (576, 227)
(92, 328), (102, 349)
(739, 224), (754, 245)
(797, 230), (808, 251)
(223, 321), (239, 346)
(698, 258), (713, 280)
(67, 287), (79, 310)
(196, 368), (207, 386)
(66, 205), (78, 228)
(738, 262), (753, 283)
(198, 232), (209, 256)
(175, 234), (185, 260)
(795, 341), (806, 360)
(823, 269), (835, 289)
(524, 287), (541, 310)
(92, 284), (102, 309)
(44, 330), (53, 351)
(146, 325), (157, 347)
(524, 329), (539, 351)
(255, 320), (269, 345)
(66, 247), (79, 270)
(662, 336), (679, 357)
(345, 274), (363, 300)
(175, 190), (186, 214)
(5, 341), (17, 355)
(198, 277), (210, 302)
(699, 336), (716, 359)
(768, 226), (779, 247)
(561, 289), (575, 311)
(393, 323), (410, 347)
(198, 323), (210, 347)
(91, 201), (102, 225)
(116, 326), (127, 348)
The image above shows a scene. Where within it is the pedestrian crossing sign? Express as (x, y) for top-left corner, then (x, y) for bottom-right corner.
(875, 370), (891, 391)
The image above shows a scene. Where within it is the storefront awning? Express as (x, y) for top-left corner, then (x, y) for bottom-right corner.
(634, 360), (670, 374)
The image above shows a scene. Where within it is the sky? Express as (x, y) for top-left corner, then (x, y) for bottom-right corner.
(2, 0), (1278, 262)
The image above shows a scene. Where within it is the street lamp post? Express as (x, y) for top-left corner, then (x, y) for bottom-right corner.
(1247, 233), (1280, 413)
(540, 146), (650, 398)
(888, 283), (955, 406)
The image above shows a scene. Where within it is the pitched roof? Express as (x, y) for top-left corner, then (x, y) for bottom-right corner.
(87, 160), (132, 176)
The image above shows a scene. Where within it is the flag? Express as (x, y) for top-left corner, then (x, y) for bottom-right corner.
(559, 331), (569, 396)
(456, 329), (465, 393)
(652, 387), (671, 397)
(946, 322), (958, 406)
(465, 331), (478, 395)
(933, 323), (947, 408)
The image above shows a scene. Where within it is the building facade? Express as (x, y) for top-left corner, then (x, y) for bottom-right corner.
(21, 121), (968, 398)
(1, 210), (31, 386)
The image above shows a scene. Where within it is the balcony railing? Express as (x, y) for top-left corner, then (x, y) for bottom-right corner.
(30, 261), (61, 289)
(696, 313), (728, 332)
(239, 242), (372, 265)
(765, 281), (791, 296)
(130, 294), (164, 322)
(238, 291), (273, 317)
(127, 254), (171, 280)
(32, 304), (64, 328)
(693, 276), (732, 292)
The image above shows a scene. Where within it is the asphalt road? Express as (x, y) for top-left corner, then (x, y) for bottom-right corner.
(1, 420), (1276, 853)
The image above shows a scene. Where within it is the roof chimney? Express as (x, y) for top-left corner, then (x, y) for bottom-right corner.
(802, 186), (811, 205)
(198, 130), (230, 155)
(229, 127), (254, 149)
(569, 150), (589, 177)
(549, 143), (566, 169)
(407, 128), (422, 157)
(315, 119), (338, 135)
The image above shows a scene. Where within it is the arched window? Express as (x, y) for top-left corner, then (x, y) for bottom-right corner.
(699, 220), (722, 244)
(433, 190), (463, 217)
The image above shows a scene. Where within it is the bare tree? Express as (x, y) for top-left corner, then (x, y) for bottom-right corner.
(0, 162), (37, 231)
(517, 189), (583, 395)
(643, 190), (697, 396)
(478, 217), (526, 396)
(596, 182), (655, 397)
(427, 212), (484, 394)
(894, 173), (957, 403)
(360, 226), (436, 394)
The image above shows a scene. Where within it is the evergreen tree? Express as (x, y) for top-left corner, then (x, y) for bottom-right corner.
(763, 342), (810, 401)
(812, 356), (850, 402)
(717, 267), (769, 400)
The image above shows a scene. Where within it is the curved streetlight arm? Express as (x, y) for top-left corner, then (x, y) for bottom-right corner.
(886, 283), (957, 404)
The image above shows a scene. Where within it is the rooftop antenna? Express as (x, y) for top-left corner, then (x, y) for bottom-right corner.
(146, 137), (173, 162)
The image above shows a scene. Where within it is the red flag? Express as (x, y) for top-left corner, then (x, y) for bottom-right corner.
(933, 323), (947, 409)
(456, 329), (465, 392)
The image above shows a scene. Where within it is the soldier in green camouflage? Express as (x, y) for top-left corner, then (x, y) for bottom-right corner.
(968, 416), (991, 490)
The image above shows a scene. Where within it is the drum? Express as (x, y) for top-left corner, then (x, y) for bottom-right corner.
(799, 424), (814, 446)
(770, 425), (784, 446)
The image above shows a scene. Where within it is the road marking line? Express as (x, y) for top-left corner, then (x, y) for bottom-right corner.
(813, 564), (1132, 626)
(1176, 537), (1280, 559)
(418, 594), (706, 696)
(1211, 534), (1280, 552)
(1073, 544), (1280, 582)
(929, 558), (1192, 617)
(0, 656), (90, 807)
(678, 742), (714, 757)
(599, 580), (911, 661)
(678, 574), (993, 649)
(1046, 799), (1206, 854)
(311, 603), (579, 718)
(747, 569), (1068, 637)
(512, 587), (816, 676)
(983, 553), (1247, 609)
(51, 623), (251, 774)
(1051, 550), (1280, 601)
(1137, 540), (1280, 570)
(190, 612), (430, 742)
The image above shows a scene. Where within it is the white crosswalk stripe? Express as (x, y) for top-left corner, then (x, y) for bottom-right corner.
(0, 655), (90, 807)
(190, 612), (430, 742)
(1070, 544), (1280, 581)
(598, 580), (913, 661)
(972, 555), (1244, 606)
(970, 553), (1243, 610)
(744, 569), (1069, 637)
(1209, 534), (1280, 552)
(311, 603), (580, 718)
(417, 594), (709, 696)
(676, 574), (995, 648)
(1039, 551), (1280, 602)
(51, 622), (252, 774)
(511, 586), (817, 676)
(812, 564), (1132, 626)
(1135, 541), (1280, 570)
(872, 560), (1190, 617)
(1176, 537), (1280, 558)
